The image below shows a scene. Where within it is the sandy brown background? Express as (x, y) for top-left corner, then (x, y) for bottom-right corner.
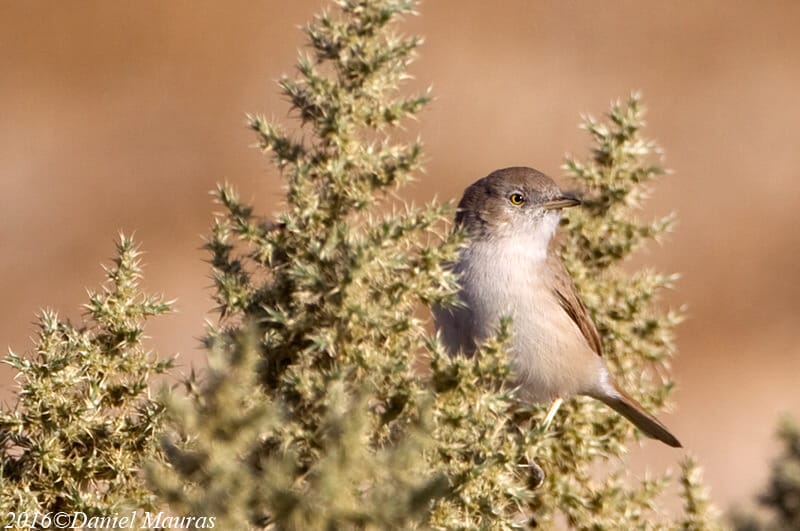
(2, 0), (799, 516)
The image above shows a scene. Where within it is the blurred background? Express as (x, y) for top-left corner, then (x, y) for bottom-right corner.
(2, 0), (799, 515)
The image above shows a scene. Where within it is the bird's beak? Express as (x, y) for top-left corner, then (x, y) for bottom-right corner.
(542, 195), (581, 210)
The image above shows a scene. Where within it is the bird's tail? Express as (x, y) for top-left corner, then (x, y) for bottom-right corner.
(596, 384), (682, 448)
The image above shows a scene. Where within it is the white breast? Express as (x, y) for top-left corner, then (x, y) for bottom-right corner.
(434, 213), (605, 402)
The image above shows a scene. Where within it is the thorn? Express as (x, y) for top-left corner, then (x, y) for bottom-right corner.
(541, 397), (563, 431)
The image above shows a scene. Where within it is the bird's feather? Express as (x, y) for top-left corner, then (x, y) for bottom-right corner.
(547, 250), (604, 357)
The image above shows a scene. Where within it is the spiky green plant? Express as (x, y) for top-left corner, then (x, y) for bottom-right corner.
(155, 0), (462, 527)
(148, 327), (449, 530)
(679, 457), (721, 531)
(0, 235), (172, 516)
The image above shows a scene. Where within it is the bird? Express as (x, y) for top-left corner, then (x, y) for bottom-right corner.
(433, 166), (681, 448)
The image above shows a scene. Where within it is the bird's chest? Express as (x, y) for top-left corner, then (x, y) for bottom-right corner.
(452, 241), (597, 401)
(456, 241), (559, 347)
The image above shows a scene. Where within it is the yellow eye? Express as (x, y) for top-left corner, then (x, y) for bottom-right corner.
(509, 192), (525, 206)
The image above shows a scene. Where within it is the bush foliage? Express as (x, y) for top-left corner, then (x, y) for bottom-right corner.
(1, 0), (725, 529)
(0, 237), (172, 515)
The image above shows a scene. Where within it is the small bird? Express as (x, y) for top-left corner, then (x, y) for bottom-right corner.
(434, 167), (681, 448)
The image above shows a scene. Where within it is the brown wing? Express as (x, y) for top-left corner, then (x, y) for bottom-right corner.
(547, 252), (603, 356)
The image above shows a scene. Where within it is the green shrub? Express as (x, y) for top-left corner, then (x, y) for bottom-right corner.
(0, 236), (172, 515)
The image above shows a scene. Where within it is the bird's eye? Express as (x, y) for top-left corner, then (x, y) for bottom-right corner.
(509, 192), (525, 206)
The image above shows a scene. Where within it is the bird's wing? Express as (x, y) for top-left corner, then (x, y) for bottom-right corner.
(547, 252), (603, 356)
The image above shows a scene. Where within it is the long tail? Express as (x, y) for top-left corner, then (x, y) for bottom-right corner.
(595, 384), (682, 448)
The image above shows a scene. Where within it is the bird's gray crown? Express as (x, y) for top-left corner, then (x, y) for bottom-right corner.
(455, 167), (564, 237)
